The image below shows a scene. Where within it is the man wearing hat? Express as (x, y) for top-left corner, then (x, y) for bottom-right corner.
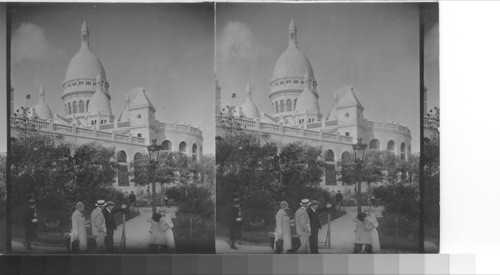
(229, 197), (242, 249)
(24, 199), (38, 250)
(307, 200), (332, 254)
(295, 199), (312, 253)
(102, 201), (128, 253)
(91, 200), (107, 252)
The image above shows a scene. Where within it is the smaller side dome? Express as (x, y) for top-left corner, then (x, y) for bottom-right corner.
(239, 84), (260, 119)
(88, 73), (112, 115)
(295, 70), (319, 114)
(33, 84), (53, 120)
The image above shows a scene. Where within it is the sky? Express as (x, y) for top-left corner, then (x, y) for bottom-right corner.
(216, 3), (438, 153)
(9, 3), (215, 154)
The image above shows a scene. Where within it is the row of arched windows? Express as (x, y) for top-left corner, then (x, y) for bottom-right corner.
(64, 81), (105, 89)
(67, 100), (90, 115)
(116, 141), (200, 164)
(273, 98), (298, 114)
(323, 139), (410, 163)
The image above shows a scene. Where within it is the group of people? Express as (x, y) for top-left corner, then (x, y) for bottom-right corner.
(275, 199), (332, 254)
(147, 208), (176, 253)
(227, 197), (333, 254)
(352, 208), (380, 253)
(70, 199), (128, 253)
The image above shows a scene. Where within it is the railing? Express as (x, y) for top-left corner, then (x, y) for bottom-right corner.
(99, 123), (115, 130)
(53, 124), (73, 134)
(364, 120), (411, 135)
(115, 134), (130, 142)
(216, 115), (353, 143)
(11, 117), (145, 145)
(76, 128), (93, 136)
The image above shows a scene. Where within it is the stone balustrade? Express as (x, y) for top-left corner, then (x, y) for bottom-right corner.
(364, 120), (411, 135)
(216, 115), (353, 143)
(11, 117), (145, 145)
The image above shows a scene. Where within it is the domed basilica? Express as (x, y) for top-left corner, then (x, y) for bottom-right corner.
(216, 20), (412, 192)
(13, 21), (204, 191)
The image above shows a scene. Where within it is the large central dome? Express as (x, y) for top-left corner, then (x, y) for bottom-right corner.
(65, 20), (107, 83)
(272, 20), (314, 81)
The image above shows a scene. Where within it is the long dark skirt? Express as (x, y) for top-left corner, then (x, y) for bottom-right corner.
(229, 222), (242, 241)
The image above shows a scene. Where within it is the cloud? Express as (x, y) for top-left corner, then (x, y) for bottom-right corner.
(424, 23), (439, 64)
(12, 23), (65, 64)
(217, 21), (271, 62)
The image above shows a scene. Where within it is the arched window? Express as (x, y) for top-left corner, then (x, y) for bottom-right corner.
(133, 152), (142, 162)
(369, 139), (380, 150)
(387, 140), (395, 152)
(79, 100), (84, 113)
(67, 103), (71, 115)
(86, 100), (90, 112)
(162, 140), (172, 151)
(72, 101), (77, 114)
(400, 142), (406, 159)
(179, 141), (187, 153)
(408, 144), (411, 155)
(275, 101), (279, 113)
(294, 99), (297, 110)
(272, 102), (274, 114)
(192, 144), (198, 161)
(200, 146), (203, 156)
(325, 149), (335, 162)
(341, 151), (350, 162)
(280, 100), (284, 112)
(117, 150), (127, 163)
(286, 99), (292, 111)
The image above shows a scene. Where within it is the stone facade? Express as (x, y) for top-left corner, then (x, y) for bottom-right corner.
(216, 20), (412, 193)
(12, 21), (203, 193)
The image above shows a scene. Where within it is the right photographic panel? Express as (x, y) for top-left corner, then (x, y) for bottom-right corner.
(215, 3), (439, 254)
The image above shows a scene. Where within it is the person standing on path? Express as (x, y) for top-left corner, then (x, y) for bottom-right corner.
(229, 197), (243, 250)
(274, 201), (292, 254)
(364, 207), (380, 253)
(102, 201), (128, 253)
(352, 212), (374, 253)
(24, 199), (38, 250)
(295, 199), (311, 253)
(91, 200), (107, 252)
(307, 200), (332, 254)
(335, 191), (344, 211)
(128, 191), (138, 212)
(160, 208), (176, 253)
(71, 202), (88, 252)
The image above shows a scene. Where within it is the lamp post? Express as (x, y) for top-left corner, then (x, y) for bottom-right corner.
(147, 139), (162, 214)
(352, 138), (367, 213)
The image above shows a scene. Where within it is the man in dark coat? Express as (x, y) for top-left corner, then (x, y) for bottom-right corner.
(335, 191), (344, 211)
(102, 201), (128, 253)
(128, 191), (138, 212)
(307, 200), (332, 254)
(229, 197), (242, 249)
(24, 199), (38, 250)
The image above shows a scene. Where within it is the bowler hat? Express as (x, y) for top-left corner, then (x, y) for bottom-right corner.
(106, 201), (115, 207)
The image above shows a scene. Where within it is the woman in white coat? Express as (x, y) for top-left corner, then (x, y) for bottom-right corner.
(159, 208), (176, 253)
(71, 202), (88, 252)
(274, 201), (292, 254)
(364, 207), (380, 253)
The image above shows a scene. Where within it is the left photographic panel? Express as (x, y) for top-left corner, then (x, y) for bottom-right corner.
(7, 3), (215, 254)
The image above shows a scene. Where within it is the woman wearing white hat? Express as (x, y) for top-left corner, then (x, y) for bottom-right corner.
(71, 202), (88, 252)
(364, 207), (380, 253)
